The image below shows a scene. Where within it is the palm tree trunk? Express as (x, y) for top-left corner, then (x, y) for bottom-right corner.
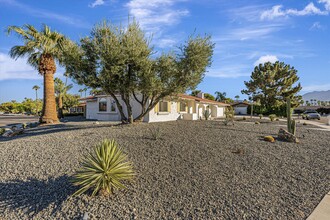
(40, 71), (59, 123)
(58, 94), (64, 119)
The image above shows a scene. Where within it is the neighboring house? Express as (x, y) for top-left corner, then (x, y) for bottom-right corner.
(231, 102), (249, 115)
(84, 93), (229, 122)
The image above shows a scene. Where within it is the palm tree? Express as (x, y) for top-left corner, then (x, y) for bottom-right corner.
(7, 24), (69, 123)
(90, 88), (102, 96)
(215, 91), (226, 102)
(83, 88), (88, 97)
(54, 77), (73, 118)
(78, 89), (84, 97)
(32, 85), (40, 115)
(64, 72), (70, 86)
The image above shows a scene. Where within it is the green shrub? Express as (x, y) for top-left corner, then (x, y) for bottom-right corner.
(72, 139), (135, 196)
(276, 118), (280, 121)
(242, 117), (246, 120)
(150, 127), (161, 140)
(0, 128), (5, 135)
(225, 106), (235, 119)
(303, 122), (307, 126)
(259, 114), (263, 119)
(269, 114), (276, 122)
(255, 121), (260, 124)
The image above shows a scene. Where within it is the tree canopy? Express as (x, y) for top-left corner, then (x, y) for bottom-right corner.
(63, 21), (214, 123)
(242, 61), (302, 116)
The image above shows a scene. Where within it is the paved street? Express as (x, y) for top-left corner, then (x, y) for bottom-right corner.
(0, 115), (39, 127)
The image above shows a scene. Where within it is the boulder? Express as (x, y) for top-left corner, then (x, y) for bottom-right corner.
(278, 128), (299, 143)
(264, 136), (275, 143)
(2, 129), (24, 137)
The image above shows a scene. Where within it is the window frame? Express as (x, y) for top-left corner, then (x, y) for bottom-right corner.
(179, 102), (187, 112)
(98, 98), (107, 112)
(159, 101), (169, 113)
(110, 100), (116, 112)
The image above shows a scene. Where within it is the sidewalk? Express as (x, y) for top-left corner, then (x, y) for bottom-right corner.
(308, 191), (330, 220)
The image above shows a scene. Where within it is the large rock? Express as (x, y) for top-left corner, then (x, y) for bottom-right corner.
(278, 128), (299, 143)
(2, 129), (24, 137)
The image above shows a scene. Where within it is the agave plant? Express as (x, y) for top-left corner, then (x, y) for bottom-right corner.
(72, 139), (135, 196)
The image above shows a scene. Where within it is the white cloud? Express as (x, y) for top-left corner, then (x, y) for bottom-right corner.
(157, 38), (177, 48)
(207, 65), (251, 78)
(126, 0), (189, 32)
(261, 5), (286, 20)
(0, 53), (40, 80)
(319, 0), (330, 10)
(215, 24), (284, 42)
(89, 0), (105, 8)
(254, 55), (278, 66)
(310, 21), (325, 30)
(302, 83), (330, 92)
(261, 3), (329, 20)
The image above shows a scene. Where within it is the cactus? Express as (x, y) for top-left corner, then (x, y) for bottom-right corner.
(286, 98), (296, 135)
(291, 119), (296, 136)
(204, 108), (211, 120)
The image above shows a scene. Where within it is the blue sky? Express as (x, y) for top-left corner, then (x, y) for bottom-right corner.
(0, 0), (329, 103)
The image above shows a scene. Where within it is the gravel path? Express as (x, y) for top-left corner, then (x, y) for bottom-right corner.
(0, 120), (329, 219)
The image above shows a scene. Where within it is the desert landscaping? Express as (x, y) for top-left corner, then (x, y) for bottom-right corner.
(0, 120), (329, 219)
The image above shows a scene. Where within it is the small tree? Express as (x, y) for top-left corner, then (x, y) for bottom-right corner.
(32, 85), (40, 115)
(242, 61), (302, 116)
(63, 21), (214, 123)
(54, 77), (73, 118)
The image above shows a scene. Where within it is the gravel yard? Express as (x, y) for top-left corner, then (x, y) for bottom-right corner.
(0, 120), (329, 219)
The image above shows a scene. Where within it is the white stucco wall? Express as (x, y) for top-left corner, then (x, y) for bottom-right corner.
(85, 95), (227, 122)
(147, 101), (181, 122)
(86, 97), (121, 121)
(217, 106), (225, 117)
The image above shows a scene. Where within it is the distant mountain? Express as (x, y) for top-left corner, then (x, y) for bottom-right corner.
(302, 90), (330, 101)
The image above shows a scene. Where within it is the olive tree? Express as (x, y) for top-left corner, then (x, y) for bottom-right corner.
(63, 21), (214, 123)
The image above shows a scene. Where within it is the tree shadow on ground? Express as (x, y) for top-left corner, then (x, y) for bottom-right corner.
(0, 175), (75, 217)
(0, 122), (121, 142)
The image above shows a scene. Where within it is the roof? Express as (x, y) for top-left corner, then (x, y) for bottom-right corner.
(177, 94), (230, 106)
(79, 96), (97, 102)
(231, 102), (250, 107)
(82, 93), (230, 106)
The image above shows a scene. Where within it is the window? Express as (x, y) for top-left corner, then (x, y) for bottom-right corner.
(99, 98), (107, 112)
(110, 100), (116, 112)
(159, 101), (168, 112)
(179, 102), (187, 112)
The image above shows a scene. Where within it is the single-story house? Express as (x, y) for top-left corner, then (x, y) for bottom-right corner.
(83, 93), (229, 123)
(231, 102), (250, 115)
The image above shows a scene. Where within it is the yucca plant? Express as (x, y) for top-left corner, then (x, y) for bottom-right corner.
(72, 139), (135, 196)
(149, 127), (161, 140)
